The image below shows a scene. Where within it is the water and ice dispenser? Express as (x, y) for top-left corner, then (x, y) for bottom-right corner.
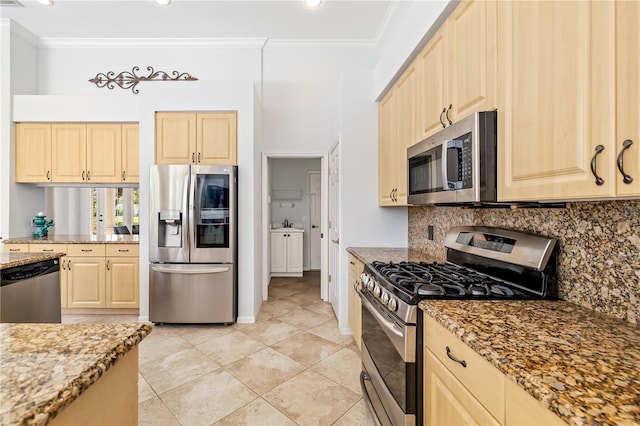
(158, 209), (182, 248)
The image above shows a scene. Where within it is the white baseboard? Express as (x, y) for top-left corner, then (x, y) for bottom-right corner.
(138, 315), (150, 323)
(236, 316), (256, 324)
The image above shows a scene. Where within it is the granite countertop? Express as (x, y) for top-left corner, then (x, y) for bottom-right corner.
(3, 235), (139, 244)
(0, 252), (64, 270)
(346, 247), (439, 264)
(420, 300), (640, 426)
(0, 323), (152, 426)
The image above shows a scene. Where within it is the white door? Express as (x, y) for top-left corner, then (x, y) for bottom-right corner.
(328, 143), (340, 316)
(309, 171), (322, 270)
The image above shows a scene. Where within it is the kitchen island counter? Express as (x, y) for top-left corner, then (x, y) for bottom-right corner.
(3, 235), (139, 244)
(0, 322), (151, 426)
(0, 252), (64, 270)
(421, 299), (640, 426)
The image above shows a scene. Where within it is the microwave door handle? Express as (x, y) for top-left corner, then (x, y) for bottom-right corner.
(441, 140), (450, 191)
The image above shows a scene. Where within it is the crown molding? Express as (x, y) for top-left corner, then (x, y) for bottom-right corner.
(264, 38), (377, 50)
(36, 37), (269, 48)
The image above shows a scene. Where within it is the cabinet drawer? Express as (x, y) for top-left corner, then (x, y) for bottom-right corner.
(28, 244), (67, 253)
(425, 316), (505, 422)
(66, 244), (106, 257)
(3, 244), (30, 252)
(106, 244), (139, 257)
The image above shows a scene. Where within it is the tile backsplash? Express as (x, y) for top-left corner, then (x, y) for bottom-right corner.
(408, 201), (640, 325)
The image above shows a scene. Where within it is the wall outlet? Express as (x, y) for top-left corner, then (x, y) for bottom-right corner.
(427, 225), (434, 241)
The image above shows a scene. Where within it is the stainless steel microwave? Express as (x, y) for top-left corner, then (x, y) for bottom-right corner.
(407, 111), (497, 205)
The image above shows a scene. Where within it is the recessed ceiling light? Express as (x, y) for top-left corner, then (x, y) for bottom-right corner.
(304, 0), (322, 8)
(154, 0), (171, 5)
(37, 0), (54, 5)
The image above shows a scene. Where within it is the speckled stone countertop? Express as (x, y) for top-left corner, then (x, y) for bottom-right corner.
(3, 235), (139, 244)
(0, 323), (152, 426)
(346, 247), (439, 264)
(0, 252), (64, 270)
(421, 300), (640, 426)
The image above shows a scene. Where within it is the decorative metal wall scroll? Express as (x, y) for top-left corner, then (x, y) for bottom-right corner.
(88, 66), (198, 94)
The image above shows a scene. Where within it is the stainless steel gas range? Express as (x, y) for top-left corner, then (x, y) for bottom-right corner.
(358, 226), (558, 426)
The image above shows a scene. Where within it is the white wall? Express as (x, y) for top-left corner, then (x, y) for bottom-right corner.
(373, 0), (449, 98)
(1, 20), (45, 239)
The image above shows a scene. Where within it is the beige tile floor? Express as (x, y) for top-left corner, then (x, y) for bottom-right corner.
(63, 271), (376, 426)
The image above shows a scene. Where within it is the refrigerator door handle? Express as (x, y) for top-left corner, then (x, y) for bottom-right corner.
(151, 265), (231, 274)
(182, 171), (191, 259)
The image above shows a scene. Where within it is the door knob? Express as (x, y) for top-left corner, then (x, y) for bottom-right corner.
(312, 225), (318, 228)
(332, 239), (339, 244)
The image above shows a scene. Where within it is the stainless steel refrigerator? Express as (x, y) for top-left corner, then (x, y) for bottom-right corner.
(149, 164), (237, 324)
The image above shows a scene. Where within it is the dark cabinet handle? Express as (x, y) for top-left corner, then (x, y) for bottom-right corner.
(192, 152), (195, 163)
(590, 144), (605, 186)
(445, 104), (453, 125)
(616, 139), (634, 184)
(122, 170), (126, 181)
(82, 171), (86, 181)
(198, 152), (201, 163)
(87, 171), (91, 181)
(446, 346), (467, 368)
(439, 108), (446, 128)
(47, 171), (51, 180)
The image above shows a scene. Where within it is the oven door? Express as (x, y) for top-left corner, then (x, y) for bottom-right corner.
(359, 289), (416, 426)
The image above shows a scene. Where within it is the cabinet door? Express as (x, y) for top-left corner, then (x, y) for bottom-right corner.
(417, 26), (447, 140)
(497, 1), (616, 201)
(67, 257), (106, 308)
(616, 1), (640, 197)
(270, 232), (287, 273)
(52, 124), (87, 183)
(106, 257), (139, 308)
(197, 112), (238, 165)
(425, 349), (501, 426)
(15, 123), (52, 183)
(86, 124), (121, 183)
(155, 112), (197, 164)
(378, 90), (397, 206)
(447, 0), (497, 121)
(347, 254), (363, 350)
(286, 233), (303, 273)
(395, 64), (417, 205)
(121, 123), (140, 183)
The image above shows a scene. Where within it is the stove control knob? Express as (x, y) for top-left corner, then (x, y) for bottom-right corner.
(387, 298), (397, 312)
(367, 278), (375, 291)
(381, 292), (390, 304)
(373, 285), (382, 298)
(360, 272), (368, 284)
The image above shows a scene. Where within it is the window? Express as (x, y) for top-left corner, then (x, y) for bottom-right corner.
(91, 188), (139, 235)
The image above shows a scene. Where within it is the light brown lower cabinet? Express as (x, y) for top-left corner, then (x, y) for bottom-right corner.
(347, 253), (364, 350)
(2, 242), (139, 310)
(424, 315), (567, 425)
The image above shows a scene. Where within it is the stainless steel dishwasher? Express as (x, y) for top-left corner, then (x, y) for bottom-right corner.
(1, 258), (61, 323)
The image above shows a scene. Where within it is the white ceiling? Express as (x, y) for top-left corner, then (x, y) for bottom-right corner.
(1, 0), (398, 43)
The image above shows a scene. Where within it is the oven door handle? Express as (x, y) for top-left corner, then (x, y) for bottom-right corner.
(359, 290), (415, 363)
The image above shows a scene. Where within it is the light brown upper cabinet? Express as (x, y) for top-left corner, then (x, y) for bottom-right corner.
(378, 64), (416, 206)
(497, 1), (621, 201)
(15, 123), (52, 183)
(52, 123), (87, 183)
(615, 1), (640, 198)
(417, 0), (497, 141)
(155, 111), (238, 165)
(121, 123), (140, 183)
(15, 122), (139, 184)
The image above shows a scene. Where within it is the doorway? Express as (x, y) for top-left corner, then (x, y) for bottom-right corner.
(262, 153), (328, 303)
